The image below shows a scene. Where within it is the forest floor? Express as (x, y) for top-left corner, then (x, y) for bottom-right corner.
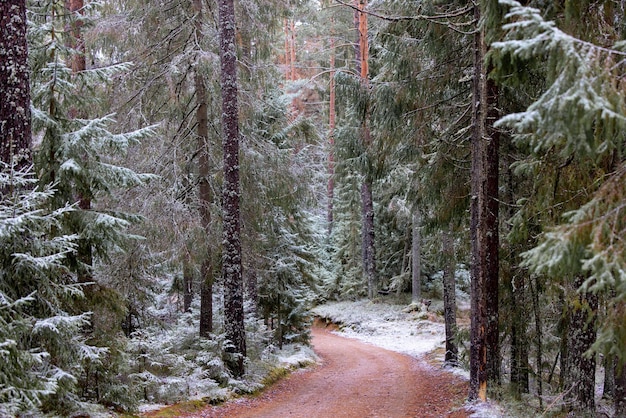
(179, 323), (469, 418)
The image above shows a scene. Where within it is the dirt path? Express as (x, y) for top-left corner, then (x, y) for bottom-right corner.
(183, 326), (469, 418)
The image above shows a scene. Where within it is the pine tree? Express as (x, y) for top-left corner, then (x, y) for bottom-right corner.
(493, 0), (626, 412)
(218, 0), (246, 377)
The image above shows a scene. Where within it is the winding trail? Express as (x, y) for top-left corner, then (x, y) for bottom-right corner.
(184, 325), (469, 418)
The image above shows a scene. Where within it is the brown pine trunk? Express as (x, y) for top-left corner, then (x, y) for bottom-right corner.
(355, 0), (376, 299)
(194, 0), (214, 337)
(67, 0), (93, 283)
(218, 0), (246, 377)
(290, 20), (296, 81)
(284, 19), (290, 80)
(0, 0), (31, 171)
(442, 225), (458, 366)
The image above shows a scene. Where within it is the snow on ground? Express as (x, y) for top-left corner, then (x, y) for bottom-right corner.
(312, 299), (507, 418)
(312, 299), (445, 358)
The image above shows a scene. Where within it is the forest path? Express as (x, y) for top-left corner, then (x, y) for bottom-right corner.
(184, 324), (469, 418)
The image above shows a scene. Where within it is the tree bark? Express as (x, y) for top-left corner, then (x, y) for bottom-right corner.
(194, 0), (214, 337)
(218, 0), (246, 377)
(469, 1), (500, 400)
(411, 209), (421, 303)
(355, 0), (376, 300)
(615, 360), (626, 417)
(0, 0), (31, 171)
(562, 276), (597, 414)
(327, 32), (336, 235)
(442, 225), (458, 366)
(469, 1), (487, 401)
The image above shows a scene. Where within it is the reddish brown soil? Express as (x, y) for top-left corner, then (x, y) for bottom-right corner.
(182, 324), (469, 418)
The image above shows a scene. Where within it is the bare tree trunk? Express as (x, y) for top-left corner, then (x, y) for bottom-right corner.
(469, 1), (500, 400)
(469, 2), (487, 401)
(0, 0), (31, 171)
(355, 0), (376, 299)
(327, 32), (336, 235)
(411, 209), (421, 303)
(218, 0), (246, 377)
(563, 276), (597, 414)
(615, 358), (626, 417)
(193, 0), (214, 337)
(484, 73), (500, 386)
(66, 0), (94, 284)
(290, 19), (296, 80)
(284, 19), (290, 80)
(442, 225), (458, 366)
(603, 354), (615, 400)
(183, 259), (193, 313)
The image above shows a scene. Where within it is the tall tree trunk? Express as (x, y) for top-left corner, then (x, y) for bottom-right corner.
(290, 19), (296, 81)
(484, 73), (500, 386)
(563, 275), (597, 414)
(411, 209), (421, 303)
(218, 0), (246, 377)
(508, 272), (529, 396)
(531, 275), (544, 409)
(469, 2), (487, 401)
(67, 0), (93, 283)
(469, 1), (500, 400)
(327, 33), (336, 235)
(0, 0), (31, 171)
(355, 0), (376, 299)
(442, 225), (458, 366)
(284, 19), (290, 80)
(194, 0), (214, 337)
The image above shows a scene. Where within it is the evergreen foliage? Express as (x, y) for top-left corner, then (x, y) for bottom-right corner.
(0, 169), (99, 415)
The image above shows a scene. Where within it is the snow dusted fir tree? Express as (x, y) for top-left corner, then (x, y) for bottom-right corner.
(0, 173), (103, 416)
(492, 1), (626, 414)
(26, 0), (155, 409)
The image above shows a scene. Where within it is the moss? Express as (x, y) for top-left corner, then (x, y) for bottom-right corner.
(140, 399), (209, 417)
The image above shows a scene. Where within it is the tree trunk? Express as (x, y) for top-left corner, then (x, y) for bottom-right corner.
(327, 32), (336, 235)
(442, 225), (458, 366)
(355, 0), (376, 300)
(218, 0), (246, 377)
(290, 19), (296, 81)
(194, 0), (214, 336)
(563, 276), (597, 414)
(0, 0), (31, 171)
(411, 209), (421, 303)
(603, 355), (615, 400)
(484, 73), (500, 386)
(183, 260), (193, 313)
(469, 2), (487, 401)
(509, 273), (529, 396)
(615, 360), (626, 417)
(469, 1), (500, 400)
(199, 259), (213, 337)
(67, 0), (93, 284)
